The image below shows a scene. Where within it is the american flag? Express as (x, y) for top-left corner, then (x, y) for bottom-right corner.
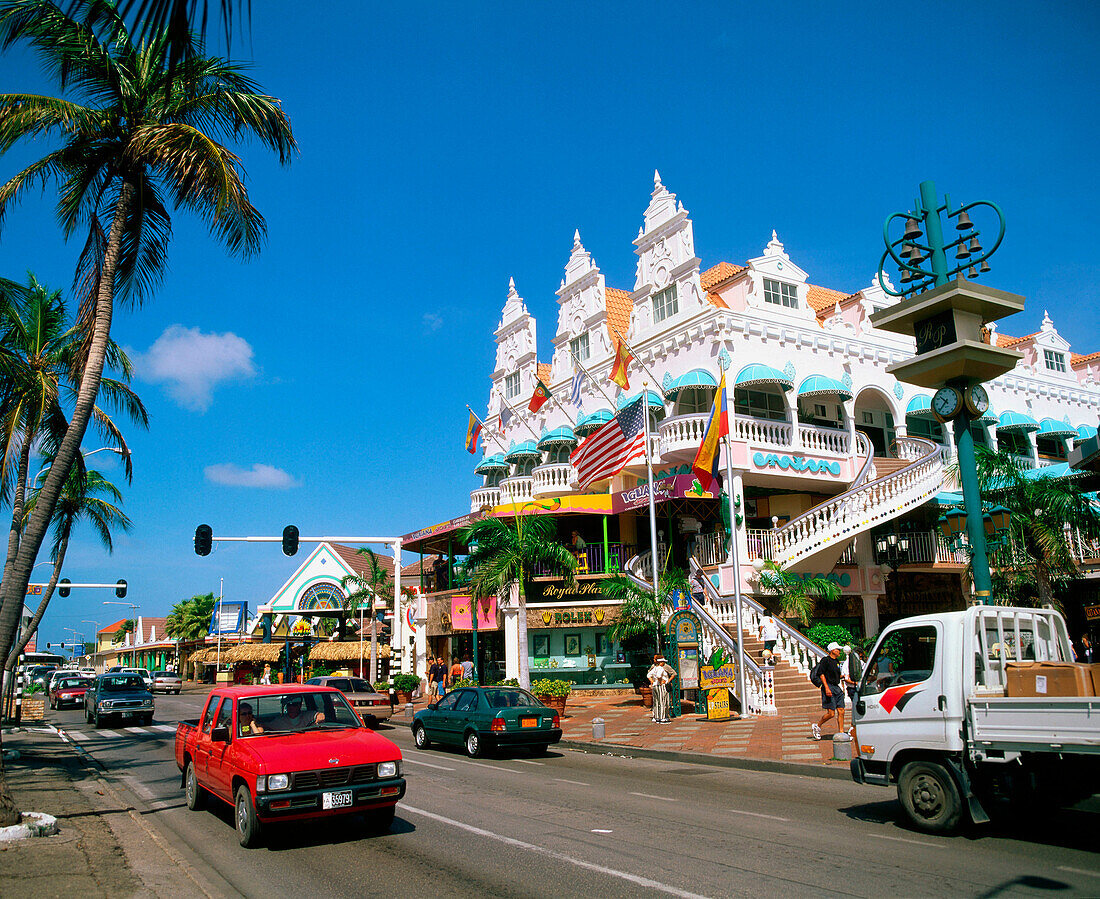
(570, 396), (648, 488)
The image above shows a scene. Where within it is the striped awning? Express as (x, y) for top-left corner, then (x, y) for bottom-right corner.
(997, 411), (1040, 433)
(1037, 418), (1076, 439)
(616, 389), (664, 411)
(537, 426), (577, 449)
(797, 375), (852, 401)
(664, 368), (719, 400)
(474, 454), (508, 475)
(735, 363), (793, 390)
(905, 394), (937, 419)
(575, 409), (613, 437)
(504, 440), (541, 462)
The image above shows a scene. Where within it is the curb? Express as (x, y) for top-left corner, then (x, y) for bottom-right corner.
(559, 738), (854, 781)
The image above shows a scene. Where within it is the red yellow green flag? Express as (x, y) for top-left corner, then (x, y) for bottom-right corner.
(692, 371), (728, 489)
(610, 341), (632, 390)
(528, 379), (551, 413)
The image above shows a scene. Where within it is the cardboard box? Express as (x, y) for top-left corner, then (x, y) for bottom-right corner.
(1004, 662), (1094, 698)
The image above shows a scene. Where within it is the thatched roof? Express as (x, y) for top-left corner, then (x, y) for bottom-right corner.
(188, 648), (213, 663)
(309, 641), (391, 662)
(223, 643), (283, 664)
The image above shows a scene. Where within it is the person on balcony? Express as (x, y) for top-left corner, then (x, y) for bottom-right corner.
(570, 531), (587, 567)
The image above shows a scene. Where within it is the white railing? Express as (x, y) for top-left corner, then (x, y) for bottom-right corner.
(835, 541), (859, 565)
(500, 475), (534, 504)
(731, 415), (793, 449)
(774, 436), (944, 570)
(532, 462), (576, 497)
(469, 486), (501, 512)
(797, 424), (850, 456)
(693, 532), (725, 566)
(658, 413), (710, 458)
(747, 529), (776, 562)
(1010, 453), (1036, 470)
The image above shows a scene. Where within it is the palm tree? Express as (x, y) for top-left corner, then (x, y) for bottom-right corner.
(461, 515), (577, 690)
(0, 3), (293, 816)
(165, 592), (217, 643)
(755, 560), (841, 627)
(114, 619), (135, 642)
(339, 549), (392, 682)
(973, 446), (1100, 608)
(4, 462), (130, 671)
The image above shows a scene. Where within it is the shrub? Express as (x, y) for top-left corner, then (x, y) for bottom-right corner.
(449, 677), (477, 689)
(531, 677), (571, 697)
(392, 673), (421, 693)
(373, 681), (391, 693)
(805, 623), (854, 652)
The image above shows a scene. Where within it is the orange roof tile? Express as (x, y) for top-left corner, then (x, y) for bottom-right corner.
(997, 332), (1035, 348)
(700, 262), (746, 291)
(100, 619), (127, 634)
(537, 362), (552, 385)
(1072, 351), (1100, 366)
(605, 287), (632, 342)
(805, 284), (848, 313)
(706, 291), (730, 310)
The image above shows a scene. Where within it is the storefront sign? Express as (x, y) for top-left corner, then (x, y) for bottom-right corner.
(699, 662), (736, 690)
(1085, 604), (1100, 622)
(613, 474), (715, 513)
(450, 595), (499, 631)
(402, 510), (482, 545)
(706, 688), (730, 721)
(527, 605), (619, 629)
(753, 452), (841, 476)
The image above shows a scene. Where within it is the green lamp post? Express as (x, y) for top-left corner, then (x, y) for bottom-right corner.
(872, 181), (1024, 605)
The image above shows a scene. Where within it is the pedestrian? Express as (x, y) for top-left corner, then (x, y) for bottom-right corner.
(660, 655), (678, 719)
(435, 656), (449, 697)
(759, 614), (779, 659)
(811, 642), (845, 741)
(647, 653), (671, 724)
(427, 656), (445, 700)
(462, 656), (475, 680)
(260, 664), (271, 685)
(450, 656), (464, 685)
(1080, 634), (1095, 663)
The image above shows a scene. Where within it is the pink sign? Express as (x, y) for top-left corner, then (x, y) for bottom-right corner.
(450, 595), (499, 631)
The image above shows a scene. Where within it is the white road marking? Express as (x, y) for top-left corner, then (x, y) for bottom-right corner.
(630, 792), (677, 802)
(726, 809), (789, 822)
(68, 731), (89, 742)
(402, 804), (710, 899)
(553, 778), (590, 787)
(123, 726), (149, 734)
(591, 829), (613, 834)
(402, 758), (456, 772)
(1058, 866), (1100, 879)
(867, 833), (944, 849)
(153, 724), (176, 733)
(97, 729), (123, 739)
(510, 758), (544, 766)
(448, 757), (520, 774)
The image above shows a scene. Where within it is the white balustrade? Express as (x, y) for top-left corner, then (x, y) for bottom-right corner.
(469, 487), (501, 512)
(500, 475), (534, 504)
(693, 532), (725, 566)
(746, 529), (775, 562)
(731, 415), (793, 449)
(797, 424), (850, 456)
(532, 462), (576, 497)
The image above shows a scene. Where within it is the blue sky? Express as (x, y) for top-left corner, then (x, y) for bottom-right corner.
(0, 1), (1097, 651)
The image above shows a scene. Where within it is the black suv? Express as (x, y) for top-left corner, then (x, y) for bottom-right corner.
(84, 672), (154, 727)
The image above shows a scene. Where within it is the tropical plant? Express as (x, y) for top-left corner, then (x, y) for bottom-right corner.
(805, 623), (855, 652)
(338, 548), (394, 679)
(461, 514), (577, 690)
(113, 619), (135, 642)
(972, 446), (1100, 609)
(604, 564), (691, 653)
(392, 672), (421, 694)
(530, 677), (571, 698)
(755, 560), (841, 626)
(165, 592), (218, 642)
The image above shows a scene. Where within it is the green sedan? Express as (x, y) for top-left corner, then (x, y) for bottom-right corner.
(411, 686), (562, 758)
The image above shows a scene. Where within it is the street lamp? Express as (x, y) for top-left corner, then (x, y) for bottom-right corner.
(82, 620), (102, 670)
(33, 446), (127, 485)
(104, 600), (140, 665)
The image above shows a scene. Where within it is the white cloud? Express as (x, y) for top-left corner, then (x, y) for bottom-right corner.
(136, 325), (256, 411)
(204, 463), (299, 489)
(423, 312), (443, 332)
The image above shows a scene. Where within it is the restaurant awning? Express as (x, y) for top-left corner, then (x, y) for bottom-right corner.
(575, 408), (613, 437)
(664, 368), (718, 400)
(474, 453), (508, 474)
(504, 440), (541, 462)
(616, 389), (664, 410)
(1038, 418), (1076, 439)
(537, 426), (577, 449)
(734, 363), (793, 390)
(905, 394), (937, 419)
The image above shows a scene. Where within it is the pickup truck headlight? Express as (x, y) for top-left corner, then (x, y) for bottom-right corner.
(377, 761), (398, 778)
(267, 774), (290, 791)
(143, 698), (153, 707)
(99, 700), (113, 709)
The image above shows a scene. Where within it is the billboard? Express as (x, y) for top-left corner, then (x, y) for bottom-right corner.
(208, 601), (248, 635)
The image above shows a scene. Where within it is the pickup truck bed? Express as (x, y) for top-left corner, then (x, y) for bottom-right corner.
(969, 696), (1100, 754)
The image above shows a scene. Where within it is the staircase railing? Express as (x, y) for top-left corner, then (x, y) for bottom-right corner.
(624, 554), (773, 714)
(773, 435), (943, 569)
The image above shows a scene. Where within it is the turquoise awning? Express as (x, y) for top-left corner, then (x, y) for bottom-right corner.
(797, 375), (852, 401)
(575, 408), (613, 437)
(997, 410), (1040, 433)
(504, 440), (540, 462)
(1038, 418), (1076, 439)
(934, 491), (964, 506)
(537, 426), (577, 449)
(975, 405), (997, 426)
(665, 368), (719, 400)
(616, 389), (664, 410)
(474, 454), (508, 475)
(905, 394), (936, 419)
(1076, 423), (1098, 442)
(1025, 462), (1086, 481)
(734, 363), (793, 390)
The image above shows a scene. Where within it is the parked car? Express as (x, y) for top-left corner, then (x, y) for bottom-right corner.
(175, 685), (406, 847)
(78, 667), (97, 678)
(152, 671), (182, 694)
(49, 674), (90, 710)
(118, 667), (153, 690)
(84, 672), (154, 727)
(26, 666), (57, 692)
(305, 676), (393, 727)
(411, 685), (561, 758)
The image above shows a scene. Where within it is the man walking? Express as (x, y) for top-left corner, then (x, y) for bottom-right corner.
(812, 642), (845, 740)
(760, 614), (779, 659)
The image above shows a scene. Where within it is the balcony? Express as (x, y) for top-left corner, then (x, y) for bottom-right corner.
(797, 424), (850, 456)
(731, 415), (792, 449)
(500, 475), (534, 504)
(532, 462), (576, 497)
(532, 542), (639, 578)
(469, 486), (501, 513)
(658, 413), (710, 461)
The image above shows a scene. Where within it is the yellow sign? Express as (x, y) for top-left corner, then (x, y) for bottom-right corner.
(707, 688), (730, 721)
(699, 663), (735, 690)
(1085, 604), (1100, 622)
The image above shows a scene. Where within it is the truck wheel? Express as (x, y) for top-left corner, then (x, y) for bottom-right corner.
(93, 709), (103, 728)
(464, 730), (482, 759)
(184, 762), (204, 811)
(235, 785), (263, 848)
(413, 724), (430, 750)
(898, 761), (962, 833)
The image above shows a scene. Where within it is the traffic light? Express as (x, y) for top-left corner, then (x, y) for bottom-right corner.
(58, 578), (71, 598)
(282, 525), (299, 556)
(115, 579), (127, 598)
(194, 524), (212, 556)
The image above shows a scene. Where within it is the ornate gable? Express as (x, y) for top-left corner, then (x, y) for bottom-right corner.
(551, 231), (613, 382)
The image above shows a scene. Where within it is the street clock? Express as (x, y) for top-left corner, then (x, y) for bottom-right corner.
(932, 386), (963, 423)
(964, 384), (990, 418)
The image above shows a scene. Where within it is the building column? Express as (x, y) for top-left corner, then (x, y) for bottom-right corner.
(392, 540), (403, 673)
(731, 470), (750, 566)
(503, 582), (521, 681)
(861, 592), (880, 638)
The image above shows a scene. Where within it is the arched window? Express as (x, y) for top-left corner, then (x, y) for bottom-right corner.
(299, 582), (346, 612)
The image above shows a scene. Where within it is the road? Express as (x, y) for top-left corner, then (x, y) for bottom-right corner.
(44, 690), (1100, 898)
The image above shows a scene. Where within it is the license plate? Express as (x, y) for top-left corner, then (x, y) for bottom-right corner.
(521, 717), (537, 728)
(322, 790), (353, 810)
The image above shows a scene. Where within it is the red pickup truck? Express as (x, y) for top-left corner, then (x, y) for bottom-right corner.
(175, 684), (406, 847)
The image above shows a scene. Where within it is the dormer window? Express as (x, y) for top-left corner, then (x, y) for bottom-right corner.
(1044, 349), (1066, 373)
(652, 284), (679, 323)
(763, 278), (797, 309)
(505, 371), (521, 398)
(570, 333), (590, 363)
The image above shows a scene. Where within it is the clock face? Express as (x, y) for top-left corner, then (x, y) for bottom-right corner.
(965, 384), (990, 416)
(932, 387), (962, 422)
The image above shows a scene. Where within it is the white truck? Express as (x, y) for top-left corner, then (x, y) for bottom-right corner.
(850, 605), (1100, 832)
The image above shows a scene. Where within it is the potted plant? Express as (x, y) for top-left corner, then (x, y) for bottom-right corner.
(392, 672), (421, 704)
(373, 680), (391, 695)
(531, 677), (571, 716)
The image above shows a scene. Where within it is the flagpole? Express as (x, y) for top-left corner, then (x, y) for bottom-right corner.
(610, 325), (664, 393)
(466, 405), (508, 453)
(569, 349), (618, 408)
(548, 389), (577, 428)
(723, 431), (748, 716)
(642, 382), (662, 653)
(500, 395), (543, 443)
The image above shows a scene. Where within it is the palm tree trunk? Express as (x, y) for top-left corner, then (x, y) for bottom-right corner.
(1035, 563), (1056, 609)
(4, 536), (69, 673)
(0, 180), (134, 825)
(517, 581), (530, 690)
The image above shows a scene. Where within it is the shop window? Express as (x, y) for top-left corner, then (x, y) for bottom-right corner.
(1037, 436), (1067, 461)
(652, 284), (679, 323)
(545, 446), (571, 464)
(533, 635), (550, 658)
(675, 386), (714, 416)
(570, 333), (590, 363)
(485, 470), (504, 487)
(504, 371), (521, 399)
(515, 459), (536, 477)
(970, 423), (989, 447)
(595, 632), (609, 655)
(734, 387), (788, 422)
(763, 278), (798, 309)
(907, 416), (946, 444)
(564, 633), (581, 656)
(998, 430), (1032, 458)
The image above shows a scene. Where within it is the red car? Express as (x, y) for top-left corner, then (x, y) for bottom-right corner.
(175, 684), (405, 848)
(49, 674), (90, 710)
